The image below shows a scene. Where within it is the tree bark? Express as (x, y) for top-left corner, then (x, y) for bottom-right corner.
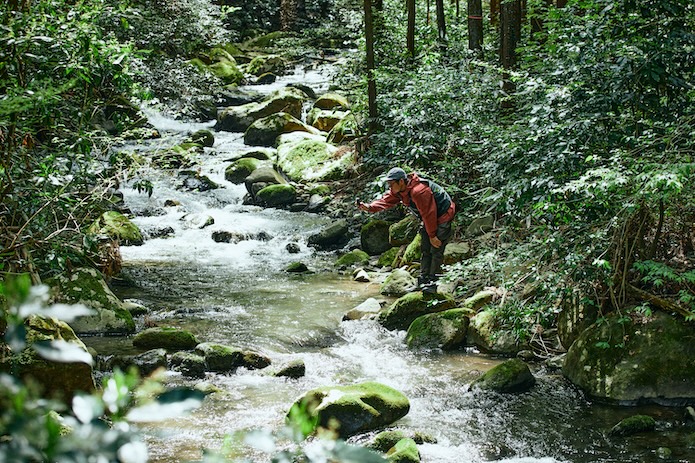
(407, 0), (416, 59)
(467, 0), (483, 54)
(435, 0), (447, 45)
(500, 0), (521, 110)
(490, 0), (500, 24)
(364, 0), (378, 135)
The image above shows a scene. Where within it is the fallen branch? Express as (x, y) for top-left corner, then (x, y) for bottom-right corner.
(627, 283), (694, 320)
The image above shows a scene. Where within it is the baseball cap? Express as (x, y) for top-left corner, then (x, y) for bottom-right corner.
(384, 167), (407, 182)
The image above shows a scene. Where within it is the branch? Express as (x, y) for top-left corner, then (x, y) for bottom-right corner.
(627, 283), (694, 320)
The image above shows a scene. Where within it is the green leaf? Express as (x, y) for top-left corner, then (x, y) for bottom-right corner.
(33, 340), (94, 365)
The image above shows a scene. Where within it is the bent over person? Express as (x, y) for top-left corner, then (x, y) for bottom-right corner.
(358, 167), (456, 293)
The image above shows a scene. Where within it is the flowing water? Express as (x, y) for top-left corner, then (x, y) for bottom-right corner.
(85, 62), (694, 463)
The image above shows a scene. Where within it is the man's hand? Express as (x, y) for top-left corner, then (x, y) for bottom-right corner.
(430, 236), (442, 248)
(357, 201), (369, 212)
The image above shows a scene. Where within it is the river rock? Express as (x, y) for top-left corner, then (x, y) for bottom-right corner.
(471, 358), (536, 393)
(48, 267), (135, 335)
(286, 262), (309, 273)
(371, 430), (437, 452)
(443, 241), (473, 264)
(314, 92), (350, 110)
(225, 157), (267, 184)
(380, 268), (417, 296)
(362, 219), (393, 256)
(255, 183), (296, 207)
(389, 215), (419, 246)
(308, 108), (348, 132)
(216, 87), (306, 132)
(188, 129), (215, 147)
(177, 170), (219, 192)
(306, 193), (330, 213)
(272, 359), (306, 378)
(378, 292), (456, 331)
(608, 415), (656, 437)
(401, 234), (422, 265)
(378, 247), (400, 268)
(327, 112), (360, 144)
(277, 139), (353, 182)
(226, 147), (275, 162)
(246, 54), (287, 76)
(132, 327), (198, 350)
(353, 269), (371, 282)
(244, 166), (286, 198)
(276, 131), (327, 146)
(307, 219), (349, 250)
(87, 211), (143, 246)
(343, 297), (383, 321)
(467, 309), (525, 355)
(386, 438), (420, 463)
(103, 348), (168, 376)
(288, 381), (410, 437)
(244, 112), (321, 147)
(562, 312), (695, 404)
(170, 351), (206, 378)
(336, 249), (369, 268)
(406, 308), (470, 350)
(0, 314), (95, 399)
(217, 87), (264, 106)
(255, 72), (276, 84)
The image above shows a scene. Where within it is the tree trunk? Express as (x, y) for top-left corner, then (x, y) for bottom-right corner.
(407, 0), (416, 60)
(557, 0), (568, 7)
(490, 0), (500, 25)
(364, 0), (378, 135)
(500, 0), (521, 110)
(280, 0), (299, 31)
(435, 0), (446, 45)
(467, 0), (483, 54)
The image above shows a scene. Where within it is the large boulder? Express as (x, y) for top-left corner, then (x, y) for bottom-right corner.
(378, 292), (456, 331)
(471, 358), (536, 393)
(288, 381), (410, 437)
(380, 268), (417, 296)
(336, 249), (370, 268)
(307, 219), (349, 250)
(327, 112), (360, 144)
(244, 112), (321, 147)
(314, 92), (350, 110)
(246, 54), (287, 76)
(244, 166), (286, 199)
(557, 288), (599, 350)
(308, 108), (348, 132)
(406, 308), (470, 350)
(386, 438), (420, 463)
(467, 309), (525, 355)
(389, 216), (419, 246)
(277, 139), (353, 182)
(216, 87), (306, 132)
(195, 342), (271, 372)
(102, 348), (167, 376)
(48, 267), (135, 334)
(225, 157), (269, 184)
(87, 211), (143, 246)
(0, 314), (95, 399)
(562, 312), (695, 404)
(361, 219), (393, 256)
(255, 183), (296, 208)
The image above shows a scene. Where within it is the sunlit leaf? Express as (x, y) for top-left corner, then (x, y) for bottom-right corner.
(72, 394), (104, 423)
(33, 340), (94, 365)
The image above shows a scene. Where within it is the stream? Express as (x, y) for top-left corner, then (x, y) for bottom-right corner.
(85, 61), (692, 463)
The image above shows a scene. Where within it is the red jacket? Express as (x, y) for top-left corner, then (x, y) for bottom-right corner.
(364, 173), (455, 238)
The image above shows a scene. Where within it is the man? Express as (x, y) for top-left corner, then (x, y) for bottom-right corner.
(357, 167), (456, 293)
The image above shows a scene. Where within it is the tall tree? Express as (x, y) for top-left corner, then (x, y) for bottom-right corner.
(364, 0), (378, 135)
(435, 0), (447, 44)
(468, 0), (483, 53)
(407, 0), (416, 59)
(490, 0), (500, 24)
(500, 0), (522, 109)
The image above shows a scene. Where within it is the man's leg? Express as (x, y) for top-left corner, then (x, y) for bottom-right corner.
(418, 226), (432, 288)
(423, 221), (453, 293)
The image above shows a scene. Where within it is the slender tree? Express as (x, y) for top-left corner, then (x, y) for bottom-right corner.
(490, 0), (500, 24)
(468, 0), (483, 54)
(500, 0), (522, 109)
(435, 0), (447, 45)
(407, 0), (416, 59)
(364, 0), (378, 135)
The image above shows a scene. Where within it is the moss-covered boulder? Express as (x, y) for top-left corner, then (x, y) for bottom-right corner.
(562, 312), (695, 404)
(217, 87), (307, 132)
(255, 183), (296, 207)
(288, 381), (410, 438)
(314, 92), (350, 110)
(48, 267), (135, 334)
(170, 351), (206, 378)
(380, 268), (416, 297)
(132, 327), (198, 351)
(225, 157), (265, 184)
(467, 309), (524, 355)
(307, 219), (349, 250)
(379, 291), (456, 331)
(243, 31), (294, 48)
(178, 170), (219, 192)
(195, 342), (241, 372)
(461, 290), (496, 312)
(361, 219), (393, 256)
(244, 166), (286, 198)
(286, 262), (309, 273)
(336, 249), (370, 267)
(309, 109), (348, 132)
(401, 234), (422, 265)
(208, 60), (244, 85)
(471, 358), (536, 393)
(277, 139), (354, 182)
(87, 211), (143, 246)
(378, 247), (400, 268)
(443, 242), (473, 265)
(103, 348), (167, 376)
(188, 129), (215, 147)
(608, 415), (656, 437)
(245, 112), (320, 147)
(272, 359), (306, 378)
(406, 308), (470, 350)
(0, 315), (95, 399)
(246, 54), (287, 76)
(327, 112), (360, 144)
(386, 438), (420, 463)
(389, 216), (419, 246)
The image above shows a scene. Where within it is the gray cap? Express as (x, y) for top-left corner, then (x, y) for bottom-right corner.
(384, 167), (407, 182)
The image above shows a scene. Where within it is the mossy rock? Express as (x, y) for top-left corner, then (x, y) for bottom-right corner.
(217, 87), (306, 132)
(386, 438), (420, 463)
(378, 247), (400, 268)
(336, 249), (370, 267)
(307, 219), (349, 250)
(286, 262), (309, 273)
(361, 219), (393, 256)
(467, 309), (523, 355)
(244, 112), (318, 147)
(288, 381), (410, 438)
(378, 292), (456, 331)
(471, 358), (536, 393)
(277, 139), (353, 182)
(195, 342), (243, 372)
(170, 351), (206, 378)
(406, 308), (470, 350)
(87, 211), (143, 246)
(132, 327), (199, 350)
(372, 430), (408, 452)
(0, 315), (95, 399)
(189, 129), (215, 148)
(225, 157), (263, 184)
(401, 234), (422, 265)
(379, 268), (417, 297)
(244, 31), (294, 49)
(255, 183), (296, 207)
(209, 60), (244, 85)
(309, 184), (331, 196)
(327, 112), (360, 144)
(247, 54), (287, 76)
(273, 359), (306, 378)
(48, 267), (135, 334)
(608, 415), (656, 436)
(310, 109), (348, 132)
(314, 92), (349, 110)
(562, 312), (695, 403)
(389, 215), (420, 246)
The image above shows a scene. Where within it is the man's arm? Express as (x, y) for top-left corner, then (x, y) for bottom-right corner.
(358, 191), (402, 212)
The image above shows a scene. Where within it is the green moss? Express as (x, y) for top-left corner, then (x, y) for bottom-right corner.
(336, 249), (369, 267)
(244, 31), (293, 48)
(386, 438), (420, 463)
(389, 216), (419, 246)
(309, 184), (331, 196)
(286, 262), (309, 273)
(132, 327), (198, 350)
(378, 247), (400, 267)
(379, 292), (455, 331)
(608, 415), (656, 436)
(361, 220), (393, 255)
(209, 60), (243, 85)
(225, 157), (261, 183)
(402, 234), (422, 264)
(246, 54), (286, 76)
(256, 184), (296, 207)
(372, 430), (407, 452)
(472, 358), (536, 393)
(87, 211), (143, 245)
(327, 112), (359, 144)
(406, 308), (469, 349)
(277, 140), (347, 182)
(314, 92), (349, 110)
